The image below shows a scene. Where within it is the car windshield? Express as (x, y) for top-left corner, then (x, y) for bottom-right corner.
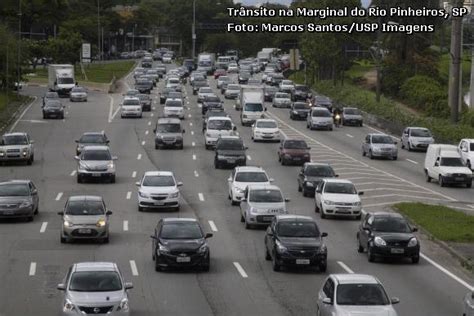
(157, 123), (181, 133)
(256, 121), (277, 128)
(160, 222), (203, 239)
(82, 150), (111, 161)
(206, 97), (220, 103)
(293, 103), (309, 110)
(123, 99), (140, 106)
(296, 86), (309, 91)
(324, 183), (356, 194)
(72, 87), (86, 93)
(208, 120), (232, 130)
(235, 172), (268, 182)
(2, 135), (28, 145)
(249, 189), (283, 203)
(312, 110), (331, 117)
(244, 103), (263, 112)
(410, 129), (431, 137)
(138, 94), (151, 100)
(372, 135), (393, 144)
(45, 101), (62, 108)
(228, 85), (239, 90)
(142, 175), (175, 187)
(169, 79), (180, 84)
(372, 217), (412, 233)
(305, 166), (334, 177)
(277, 221), (320, 238)
(0, 184), (29, 196)
(58, 77), (74, 84)
(65, 200), (105, 215)
(471, 143), (474, 151)
(200, 88), (213, 94)
(79, 135), (105, 143)
(284, 140), (307, 149)
(217, 139), (243, 150)
(344, 108), (360, 115)
(336, 284), (390, 306)
(275, 93), (289, 99)
(69, 271), (122, 292)
(440, 157), (465, 167)
(45, 92), (59, 98)
(165, 101), (183, 107)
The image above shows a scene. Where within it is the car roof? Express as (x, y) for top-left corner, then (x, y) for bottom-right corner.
(157, 118), (181, 124)
(73, 262), (118, 272)
(461, 138), (474, 142)
(3, 132), (27, 137)
(143, 171), (174, 177)
(235, 166), (266, 173)
(276, 215), (314, 222)
(162, 217), (198, 223)
(0, 180), (30, 185)
(332, 274), (379, 285)
(208, 116), (232, 121)
(323, 178), (353, 184)
(67, 195), (103, 202)
(369, 212), (404, 219)
(81, 145), (110, 151)
(247, 184), (280, 191)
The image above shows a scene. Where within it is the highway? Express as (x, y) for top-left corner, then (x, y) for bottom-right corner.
(0, 61), (472, 316)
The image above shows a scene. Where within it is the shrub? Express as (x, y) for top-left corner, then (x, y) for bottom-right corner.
(399, 75), (446, 112)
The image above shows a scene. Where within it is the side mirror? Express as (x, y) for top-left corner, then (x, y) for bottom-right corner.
(233, 126), (237, 131)
(227, 177), (232, 182)
(284, 198), (290, 202)
(358, 191), (364, 196)
(57, 211), (64, 216)
(321, 232), (328, 238)
(135, 181), (141, 186)
(150, 235), (157, 240)
(57, 283), (66, 291)
(244, 146), (249, 150)
(74, 156), (80, 161)
(177, 182), (183, 187)
(205, 233), (213, 239)
(124, 282), (134, 290)
(106, 140), (110, 144)
(106, 210), (113, 216)
(412, 227), (418, 232)
(75, 140), (79, 143)
(182, 129), (186, 133)
(269, 178), (275, 182)
(264, 107), (268, 111)
(30, 140), (35, 144)
(394, 141), (398, 145)
(322, 297), (332, 305)
(434, 162), (439, 167)
(391, 297), (400, 305)
(153, 129), (156, 133)
(112, 156), (118, 160)
(31, 189), (38, 195)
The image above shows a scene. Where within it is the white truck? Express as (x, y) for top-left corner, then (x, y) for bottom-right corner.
(48, 64), (76, 96)
(238, 86), (265, 126)
(216, 56), (232, 70)
(197, 53), (216, 75)
(257, 51), (271, 66)
(424, 144), (472, 188)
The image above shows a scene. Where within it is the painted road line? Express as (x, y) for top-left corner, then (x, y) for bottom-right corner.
(209, 220), (218, 232)
(107, 95), (117, 122)
(126, 191), (132, 200)
(9, 96), (37, 132)
(137, 154), (142, 160)
(469, 205), (474, 209)
(193, 154), (197, 160)
(29, 262), (37, 276)
(55, 192), (63, 201)
(194, 170), (199, 177)
(145, 130), (149, 135)
(130, 260), (139, 276)
(123, 220), (129, 232)
(247, 155), (252, 161)
(189, 122), (193, 126)
(191, 131), (194, 135)
(406, 159), (419, 165)
(188, 114), (192, 118)
(141, 141), (146, 146)
(192, 141), (196, 147)
(233, 262), (248, 278)
(70, 170), (76, 176)
(346, 134), (354, 138)
(337, 261), (354, 274)
(361, 193), (445, 201)
(151, 113), (154, 117)
(420, 253), (473, 291)
(40, 222), (48, 233)
(148, 121), (152, 126)
(152, 107), (156, 110)
(198, 193), (205, 201)
(132, 171), (137, 178)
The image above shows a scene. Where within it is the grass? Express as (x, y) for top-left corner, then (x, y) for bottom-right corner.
(0, 92), (32, 131)
(346, 59), (374, 81)
(393, 202), (474, 243)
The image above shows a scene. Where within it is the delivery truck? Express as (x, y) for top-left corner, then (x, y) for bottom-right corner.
(48, 64), (76, 96)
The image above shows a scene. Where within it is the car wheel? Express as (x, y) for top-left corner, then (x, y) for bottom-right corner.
(369, 150), (374, 159)
(272, 254), (281, 272)
(281, 158), (286, 166)
(412, 255), (420, 264)
(319, 261), (327, 272)
(302, 189), (309, 197)
(357, 234), (364, 253)
(205, 144), (210, 150)
(27, 215), (34, 222)
(110, 175), (116, 183)
(401, 141), (405, 149)
(155, 144), (159, 150)
(240, 213), (245, 223)
(320, 206), (326, 218)
(155, 260), (163, 272)
(315, 202), (319, 213)
(214, 159), (220, 169)
(60, 234), (67, 243)
(138, 205), (144, 212)
(34, 206), (39, 215)
(103, 235), (109, 244)
(360, 122), (363, 127)
(265, 248), (271, 261)
(244, 218), (251, 230)
(467, 182), (472, 188)
(355, 214), (361, 220)
(201, 260), (210, 272)
(392, 155), (398, 161)
(179, 144), (184, 150)
(77, 174), (83, 183)
(425, 171), (431, 182)
(27, 157), (33, 165)
(298, 183), (302, 192)
(362, 148), (366, 156)
(367, 246), (375, 262)
(439, 176), (445, 187)
(408, 143), (412, 151)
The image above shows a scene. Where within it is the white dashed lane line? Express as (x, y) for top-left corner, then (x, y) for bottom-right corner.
(126, 191), (132, 200)
(130, 260), (139, 276)
(29, 262), (36, 276)
(208, 220), (218, 232)
(191, 131), (194, 135)
(40, 222), (48, 233)
(123, 220), (129, 232)
(233, 262), (248, 278)
(145, 130), (149, 135)
(132, 171), (137, 178)
(421, 253), (474, 291)
(193, 154), (197, 160)
(141, 141), (146, 146)
(189, 122), (193, 126)
(346, 134), (354, 138)
(70, 170), (76, 176)
(194, 170), (199, 177)
(337, 261), (354, 274)
(192, 142), (195, 147)
(247, 155), (252, 161)
(148, 121), (152, 126)
(55, 192), (63, 201)
(406, 159), (419, 165)
(137, 154), (142, 160)
(198, 193), (205, 201)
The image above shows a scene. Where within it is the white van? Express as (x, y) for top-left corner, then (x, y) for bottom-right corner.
(458, 139), (474, 170)
(239, 86), (265, 126)
(424, 144), (472, 188)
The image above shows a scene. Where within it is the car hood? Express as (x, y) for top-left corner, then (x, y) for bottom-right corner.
(0, 196), (31, 204)
(0, 144), (29, 150)
(67, 290), (124, 306)
(64, 214), (105, 225)
(335, 305), (397, 316)
(217, 149), (246, 156)
(323, 193), (360, 203)
(373, 232), (414, 242)
(160, 238), (205, 252)
(140, 186), (177, 194)
(80, 160), (112, 169)
(440, 166), (472, 174)
(278, 237), (322, 248)
(409, 136), (434, 143)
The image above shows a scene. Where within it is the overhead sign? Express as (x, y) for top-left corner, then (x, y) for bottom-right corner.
(81, 43), (91, 63)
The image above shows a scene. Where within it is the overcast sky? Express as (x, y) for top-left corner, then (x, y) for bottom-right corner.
(235, 0), (372, 7)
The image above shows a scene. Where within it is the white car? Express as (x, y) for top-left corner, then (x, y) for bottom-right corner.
(458, 138), (474, 170)
(251, 119), (280, 142)
(162, 53), (173, 63)
(165, 77), (181, 91)
(307, 107), (333, 130)
(227, 63), (239, 73)
(69, 86), (88, 102)
(204, 116), (236, 149)
(279, 80), (295, 94)
(272, 92), (292, 108)
(217, 76), (231, 89)
(121, 97), (142, 118)
(136, 171), (182, 211)
(163, 98), (185, 119)
(464, 291), (474, 316)
(315, 179), (363, 219)
(317, 274), (399, 316)
(197, 87), (215, 103)
(401, 127), (434, 151)
(228, 166), (273, 205)
(224, 84), (240, 99)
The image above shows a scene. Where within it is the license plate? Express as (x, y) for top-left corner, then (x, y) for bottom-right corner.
(293, 157), (301, 160)
(3, 211), (13, 215)
(227, 159), (235, 163)
(296, 259), (310, 265)
(176, 256), (191, 263)
(91, 173), (101, 177)
(455, 177), (464, 181)
(155, 201), (165, 206)
(78, 228), (91, 234)
(263, 216), (273, 221)
(391, 248), (404, 254)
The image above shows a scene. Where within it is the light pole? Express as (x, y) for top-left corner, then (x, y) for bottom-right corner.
(192, 0), (196, 60)
(97, 0), (101, 62)
(17, 0), (22, 96)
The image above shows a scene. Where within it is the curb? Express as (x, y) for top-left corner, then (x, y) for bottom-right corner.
(0, 96), (36, 134)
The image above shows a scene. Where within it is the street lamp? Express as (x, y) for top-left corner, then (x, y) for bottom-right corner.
(192, 0), (196, 60)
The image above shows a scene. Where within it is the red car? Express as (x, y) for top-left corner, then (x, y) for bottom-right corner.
(278, 138), (311, 165)
(214, 69), (227, 79)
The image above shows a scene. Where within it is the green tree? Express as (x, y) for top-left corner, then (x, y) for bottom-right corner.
(46, 27), (83, 64)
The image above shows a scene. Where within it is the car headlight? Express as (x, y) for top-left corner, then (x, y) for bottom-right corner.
(275, 240), (287, 253)
(19, 200), (32, 208)
(353, 201), (362, 206)
(407, 237), (418, 247)
(317, 244), (327, 254)
(374, 236), (387, 247)
(0, 151), (4, 156)
(158, 243), (169, 254)
(242, 114), (247, 118)
(78, 162), (87, 171)
(324, 200), (335, 205)
(107, 162), (114, 169)
(198, 243), (208, 253)
(63, 220), (72, 227)
(292, 111), (298, 114)
(117, 298), (129, 311)
(305, 181), (314, 187)
(235, 187), (244, 193)
(63, 299), (75, 312)
(138, 191), (150, 198)
(96, 219), (106, 227)
(169, 191), (179, 198)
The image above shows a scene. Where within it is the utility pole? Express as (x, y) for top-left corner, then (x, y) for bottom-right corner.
(448, 0), (464, 123)
(375, 13), (382, 103)
(17, 0), (22, 97)
(469, 1), (474, 108)
(97, 0), (101, 62)
(192, 0), (197, 60)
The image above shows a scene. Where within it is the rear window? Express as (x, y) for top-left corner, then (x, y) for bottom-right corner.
(312, 110), (331, 117)
(284, 140), (307, 149)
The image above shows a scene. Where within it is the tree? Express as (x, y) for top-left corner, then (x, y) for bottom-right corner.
(46, 27), (83, 64)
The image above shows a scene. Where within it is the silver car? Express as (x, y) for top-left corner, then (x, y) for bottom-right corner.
(342, 107), (363, 126)
(0, 132), (35, 165)
(317, 274), (399, 316)
(57, 262), (133, 316)
(75, 146), (117, 183)
(136, 171), (182, 211)
(362, 133), (398, 160)
(464, 291), (474, 316)
(58, 195), (112, 243)
(0, 180), (39, 221)
(240, 184), (289, 229)
(307, 107), (333, 131)
(272, 92), (292, 108)
(401, 127), (434, 151)
(70, 86), (88, 102)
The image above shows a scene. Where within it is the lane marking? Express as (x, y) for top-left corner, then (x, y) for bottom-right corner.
(123, 220), (129, 231)
(148, 121), (151, 126)
(55, 192), (63, 201)
(337, 261), (354, 274)
(247, 155), (252, 161)
(151, 113), (154, 117)
(188, 114), (192, 118)
(233, 262), (248, 278)
(362, 188), (432, 195)
(141, 141), (146, 146)
(130, 260), (139, 276)
(70, 170), (76, 176)
(406, 159), (419, 165)
(209, 220), (218, 232)
(137, 154), (142, 160)
(126, 191), (132, 200)
(420, 253), (473, 291)
(346, 134), (354, 138)
(192, 142), (195, 147)
(191, 131), (194, 135)
(29, 262), (36, 276)
(40, 222), (48, 233)
(360, 194), (444, 201)
(152, 107), (156, 110)
(198, 193), (205, 201)
(194, 170), (199, 177)
(469, 205), (474, 209)
(132, 171), (137, 178)
(192, 154), (197, 160)
(145, 130), (149, 135)
(9, 96), (37, 132)
(189, 122), (193, 126)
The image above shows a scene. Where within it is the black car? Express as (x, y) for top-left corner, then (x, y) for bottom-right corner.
(311, 95), (333, 112)
(264, 86), (278, 102)
(264, 215), (328, 272)
(137, 94), (152, 111)
(183, 59), (195, 72)
(42, 100), (65, 119)
(42, 91), (59, 106)
(192, 79), (208, 95)
(151, 218), (212, 271)
(75, 132), (109, 155)
(160, 88), (174, 104)
(357, 212), (420, 264)
(214, 136), (247, 169)
(202, 95), (223, 115)
(297, 163), (337, 197)
(141, 58), (153, 68)
(135, 79), (153, 94)
(238, 72), (251, 84)
(290, 102), (311, 120)
(292, 84), (312, 101)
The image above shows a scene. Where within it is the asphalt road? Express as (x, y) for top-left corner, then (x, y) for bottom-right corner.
(0, 61), (472, 316)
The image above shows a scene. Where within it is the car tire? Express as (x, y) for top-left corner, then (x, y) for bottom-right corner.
(408, 143), (412, 151)
(367, 246), (375, 262)
(155, 144), (159, 150)
(214, 159), (220, 169)
(412, 255), (420, 264)
(362, 149), (366, 157)
(315, 203), (319, 213)
(155, 261), (163, 272)
(281, 158), (286, 166)
(369, 150), (374, 159)
(401, 141), (405, 149)
(355, 214), (361, 220)
(320, 206), (326, 219)
(298, 183), (302, 192)
(244, 218), (251, 230)
(27, 215), (34, 222)
(103, 236), (109, 244)
(425, 171), (431, 182)
(319, 262), (327, 273)
(240, 214), (245, 223)
(357, 235), (364, 253)
(34, 206), (39, 215)
(60, 235), (67, 243)
(110, 175), (116, 183)
(138, 205), (144, 212)
(439, 176), (445, 187)
(265, 248), (271, 261)
(467, 182), (472, 188)
(231, 198), (239, 206)
(392, 156), (398, 161)
(302, 189), (309, 197)
(27, 157), (33, 165)
(272, 255), (281, 272)
(360, 122), (363, 127)
(77, 175), (83, 183)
